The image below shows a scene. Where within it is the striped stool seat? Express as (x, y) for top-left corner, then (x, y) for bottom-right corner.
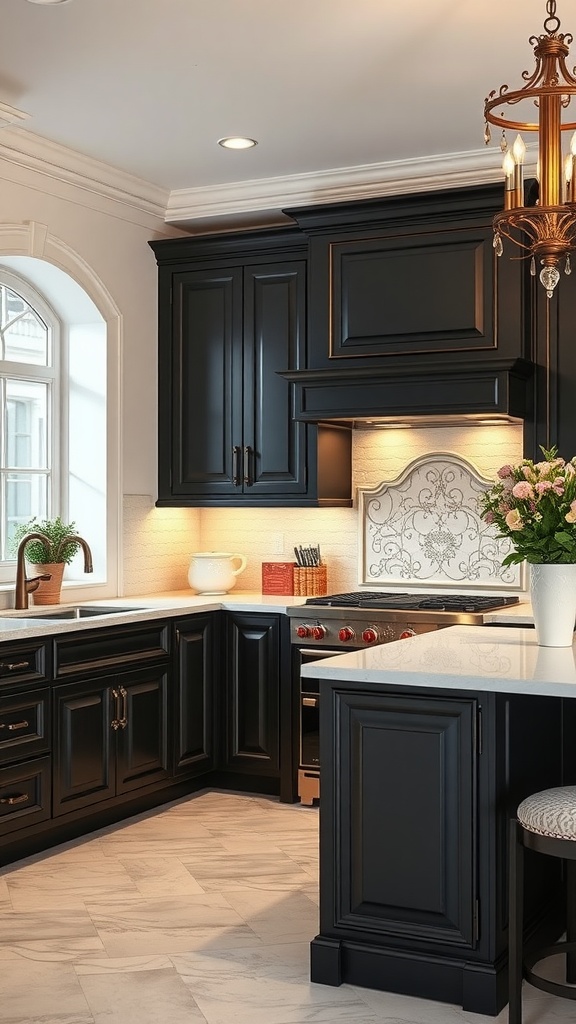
(509, 786), (576, 1024)
(517, 786), (576, 840)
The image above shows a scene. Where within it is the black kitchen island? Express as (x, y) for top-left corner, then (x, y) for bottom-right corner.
(304, 624), (575, 1016)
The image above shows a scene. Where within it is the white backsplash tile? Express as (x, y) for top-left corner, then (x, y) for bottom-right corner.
(121, 426), (524, 595)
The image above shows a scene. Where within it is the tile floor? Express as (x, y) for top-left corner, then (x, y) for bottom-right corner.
(0, 789), (571, 1023)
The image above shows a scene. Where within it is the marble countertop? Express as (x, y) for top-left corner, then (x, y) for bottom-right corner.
(0, 590), (309, 642)
(300, 624), (576, 699)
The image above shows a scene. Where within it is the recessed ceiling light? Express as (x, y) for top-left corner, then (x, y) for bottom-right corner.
(217, 137), (258, 150)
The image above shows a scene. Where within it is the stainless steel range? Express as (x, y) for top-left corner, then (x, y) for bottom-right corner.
(287, 591), (520, 804)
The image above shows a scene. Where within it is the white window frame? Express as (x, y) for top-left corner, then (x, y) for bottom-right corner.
(0, 269), (61, 581)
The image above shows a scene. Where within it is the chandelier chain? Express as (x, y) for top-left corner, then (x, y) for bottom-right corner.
(545, 0), (560, 34)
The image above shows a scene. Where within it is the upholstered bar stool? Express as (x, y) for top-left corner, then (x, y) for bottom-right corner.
(509, 786), (576, 1024)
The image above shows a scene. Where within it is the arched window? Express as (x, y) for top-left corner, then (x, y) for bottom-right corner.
(0, 270), (59, 575)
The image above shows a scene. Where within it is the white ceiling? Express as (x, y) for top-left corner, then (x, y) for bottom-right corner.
(0, 0), (563, 226)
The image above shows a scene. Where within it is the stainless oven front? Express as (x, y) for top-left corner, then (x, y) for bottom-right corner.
(294, 644), (363, 805)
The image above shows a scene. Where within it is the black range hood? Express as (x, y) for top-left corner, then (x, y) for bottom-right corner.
(281, 356), (533, 425)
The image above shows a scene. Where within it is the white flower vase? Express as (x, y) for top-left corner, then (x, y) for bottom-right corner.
(530, 563), (576, 647)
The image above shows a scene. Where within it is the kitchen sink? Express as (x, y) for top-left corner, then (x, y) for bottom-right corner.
(29, 605), (146, 620)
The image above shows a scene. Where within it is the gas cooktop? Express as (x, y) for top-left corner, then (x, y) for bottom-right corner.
(304, 592), (520, 613)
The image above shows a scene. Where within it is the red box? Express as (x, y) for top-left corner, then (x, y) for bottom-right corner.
(261, 561), (295, 595)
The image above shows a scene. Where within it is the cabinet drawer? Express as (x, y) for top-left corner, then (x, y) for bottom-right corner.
(0, 687), (50, 764)
(54, 623), (170, 678)
(0, 641), (49, 689)
(0, 756), (51, 836)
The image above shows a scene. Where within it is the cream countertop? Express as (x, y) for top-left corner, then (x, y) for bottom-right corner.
(300, 624), (576, 699)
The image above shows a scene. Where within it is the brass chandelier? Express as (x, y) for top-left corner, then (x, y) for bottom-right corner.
(484, 0), (576, 298)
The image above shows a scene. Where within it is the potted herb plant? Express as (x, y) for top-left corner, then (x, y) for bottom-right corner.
(11, 516), (83, 605)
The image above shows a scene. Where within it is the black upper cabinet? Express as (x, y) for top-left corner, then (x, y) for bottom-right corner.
(526, 272), (576, 459)
(150, 230), (352, 507)
(284, 184), (532, 423)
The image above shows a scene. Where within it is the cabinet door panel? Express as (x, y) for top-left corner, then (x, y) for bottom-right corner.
(174, 617), (215, 776)
(244, 262), (307, 494)
(328, 691), (476, 949)
(53, 681), (115, 815)
(170, 268), (243, 496)
(223, 613), (279, 773)
(116, 667), (170, 794)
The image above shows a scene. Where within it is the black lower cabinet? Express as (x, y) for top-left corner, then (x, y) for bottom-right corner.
(53, 664), (169, 816)
(172, 615), (216, 777)
(221, 611), (280, 778)
(312, 682), (564, 1016)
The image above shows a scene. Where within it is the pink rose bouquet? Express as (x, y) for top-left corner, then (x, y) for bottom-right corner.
(479, 447), (576, 565)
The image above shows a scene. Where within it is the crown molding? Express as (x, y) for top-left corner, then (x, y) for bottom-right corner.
(165, 148), (505, 226)
(0, 128), (169, 222)
(0, 128), (509, 231)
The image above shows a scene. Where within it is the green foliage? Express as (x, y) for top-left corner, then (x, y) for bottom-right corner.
(479, 446), (576, 565)
(10, 516), (81, 565)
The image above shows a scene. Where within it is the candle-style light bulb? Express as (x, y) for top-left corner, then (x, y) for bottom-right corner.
(513, 134), (526, 165)
(512, 134), (526, 207)
(503, 150), (515, 207)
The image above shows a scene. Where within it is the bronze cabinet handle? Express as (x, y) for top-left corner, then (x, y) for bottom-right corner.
(0, 720), (29, 732)
(243, 445), (252, 486)
(232, 445), (241, 486)
(302, 697), (319, 707)
(0, 793), (29, 805)
(111, 688), (120, 730)
(0, 661), (30, 673)
(118, 685), (128, 730)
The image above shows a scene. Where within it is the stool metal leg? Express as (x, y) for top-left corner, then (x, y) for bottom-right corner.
(509, 818), (524, 1024)
(567, 859), (576, 984)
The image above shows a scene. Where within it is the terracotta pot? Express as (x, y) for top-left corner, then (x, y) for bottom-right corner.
(30, 562), (65, 605)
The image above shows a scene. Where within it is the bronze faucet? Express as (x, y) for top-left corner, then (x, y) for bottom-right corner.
(14, 532), (94, 610)
(14, 532), (54, 610)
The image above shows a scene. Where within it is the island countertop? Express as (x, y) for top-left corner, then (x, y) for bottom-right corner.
(301, 623), (576, 699)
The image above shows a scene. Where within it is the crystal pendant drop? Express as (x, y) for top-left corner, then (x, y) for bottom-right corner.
(566, 254), (572, 276)
(500, 129), (507, 153)
(530, 256), (536, 277)
(540, 265), (561, 298)
(484, 122), (491, 145)
(493, 232), (504, 256)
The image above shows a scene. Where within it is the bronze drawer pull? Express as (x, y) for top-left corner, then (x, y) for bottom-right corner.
(232, 445), (241, 486)
(0, 792), (29, 805)
(111, 688), (120, 730)
(0, 661), (30, 672)
(118, 685), (128, 729)
(302, 697), (319, 707)
(0, 719), (29, 732)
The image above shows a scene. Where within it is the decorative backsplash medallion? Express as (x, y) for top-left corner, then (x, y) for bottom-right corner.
(359, 453), (524, 591)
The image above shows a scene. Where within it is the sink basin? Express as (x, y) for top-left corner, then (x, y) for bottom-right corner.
(29, 605), (146, 620)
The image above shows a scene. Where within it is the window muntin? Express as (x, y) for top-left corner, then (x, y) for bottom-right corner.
(0, 274), (58, 567)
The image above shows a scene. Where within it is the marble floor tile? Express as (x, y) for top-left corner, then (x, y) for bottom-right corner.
(6, 858), (140, 911)
(0, 907), (98, 944)
(0, 935), (106, 961)
(225, 889), (319, 943)
(78, 965), (207, 1024)
(116, 855), (206, 896)
(85, 891), (261, 956)
(179, 849), (312, 892)
(1, 959), (94, 1024)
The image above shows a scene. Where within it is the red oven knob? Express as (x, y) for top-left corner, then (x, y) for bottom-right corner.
(399, 628), (416, 640)
(311, 625), (327, 640)
(362, 626), (379, 644)
(296, 625), (311, 639)
(338, 626), (356, 643)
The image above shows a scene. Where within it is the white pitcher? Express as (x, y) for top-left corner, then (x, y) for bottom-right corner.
(188, 551), (247, 595)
